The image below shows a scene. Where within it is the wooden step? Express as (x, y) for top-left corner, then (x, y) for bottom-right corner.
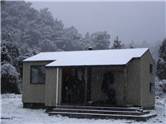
(51, 108), (149, 115)
(55, 105), (144, 112)
(47, 105), (156, 120)
(48, 110), (156, 121)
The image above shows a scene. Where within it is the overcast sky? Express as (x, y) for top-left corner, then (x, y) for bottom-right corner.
(32, 1), (165, 43)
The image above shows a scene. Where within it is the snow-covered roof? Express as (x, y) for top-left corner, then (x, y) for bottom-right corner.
(24, 48), (149, 67)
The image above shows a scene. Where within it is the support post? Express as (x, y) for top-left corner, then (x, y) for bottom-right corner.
(84, 67), (88, 105)
(55, 68), (59, 106)
(123, 67), (128, 105)
(87, 67), (92, 102)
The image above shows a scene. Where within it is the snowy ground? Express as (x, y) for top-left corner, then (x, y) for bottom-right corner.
(1, 93), (166, 124)
(1, 79), (166, 124)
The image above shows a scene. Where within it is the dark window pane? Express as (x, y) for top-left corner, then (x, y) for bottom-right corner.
(31, 65), (45, 84)
(150, 64), (153, 74)
(150, 82), (155, 94)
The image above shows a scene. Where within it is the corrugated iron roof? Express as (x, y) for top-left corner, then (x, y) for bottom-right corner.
(24, 48), (149, 66)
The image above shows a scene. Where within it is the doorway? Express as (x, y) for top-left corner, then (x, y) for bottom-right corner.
(61, 67), (85, 105)
(61, 66), (117, 107)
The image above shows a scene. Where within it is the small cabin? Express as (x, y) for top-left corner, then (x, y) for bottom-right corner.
(22, 48), (156, 119)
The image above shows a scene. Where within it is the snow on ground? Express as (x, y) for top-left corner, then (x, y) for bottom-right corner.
(1, 93), (166, 124)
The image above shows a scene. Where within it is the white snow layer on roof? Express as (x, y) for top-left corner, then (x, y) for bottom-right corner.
(24, 48), (149, 66)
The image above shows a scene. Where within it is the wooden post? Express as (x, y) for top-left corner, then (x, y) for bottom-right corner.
(87, 67), (92, 102)
(123, 67), (128, 105)
(55, 68), (59, 106)
(84, 67), (88, 105)
(58, 68), (62, 105)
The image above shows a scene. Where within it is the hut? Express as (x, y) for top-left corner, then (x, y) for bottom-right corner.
(22, 48), (156, 120)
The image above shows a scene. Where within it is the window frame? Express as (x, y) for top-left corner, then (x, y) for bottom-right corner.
(30, 65), (46, 85)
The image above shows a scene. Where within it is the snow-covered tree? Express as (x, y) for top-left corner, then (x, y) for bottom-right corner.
(80, 32), (92, 50)
(1, 42), (12, 64)
(91, 31), (110, 50)
(157, 39), (166, 80)
(1, 41), (20, 65)
(80, 31), (111, 50)
(112, 36), (124, 49)
(60, 26), (83, 50)
(39, 39), (58, 52)
(1, 1), (64, 53)
(1, 63), (20, 93)
(1, 63), (19, 78)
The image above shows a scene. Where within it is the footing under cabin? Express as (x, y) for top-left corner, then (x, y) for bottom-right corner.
(46, 105), (157, 121)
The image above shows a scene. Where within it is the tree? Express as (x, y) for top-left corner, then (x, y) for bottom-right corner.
(1, 1), (65, 53)
(1, 63), (20, 93)
(128, 41), (135, 48)
(157, 39), (166, 80)
(60, 26), (83, 50)
(39, 39), (58, 52)
(80, 32), (92, 50)
(91, 31), (110, 50)
(112, 36), (124, 49)
(1, 42), (12, 64)
(1, 41), (20, 65)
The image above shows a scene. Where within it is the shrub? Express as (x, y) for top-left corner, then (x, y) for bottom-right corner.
(1, 63), (20, 94)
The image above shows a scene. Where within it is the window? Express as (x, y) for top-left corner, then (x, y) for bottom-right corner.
(30, 65), (45, 84)
(150, 64), (153, 74)
(150, 82), (155, 94)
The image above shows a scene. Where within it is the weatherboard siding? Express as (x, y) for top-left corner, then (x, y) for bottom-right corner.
(22, 61), (50, 104)
(45, 67), (62, 107)
(140, 51), (155, 108)
(126, 58), (141, 107)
